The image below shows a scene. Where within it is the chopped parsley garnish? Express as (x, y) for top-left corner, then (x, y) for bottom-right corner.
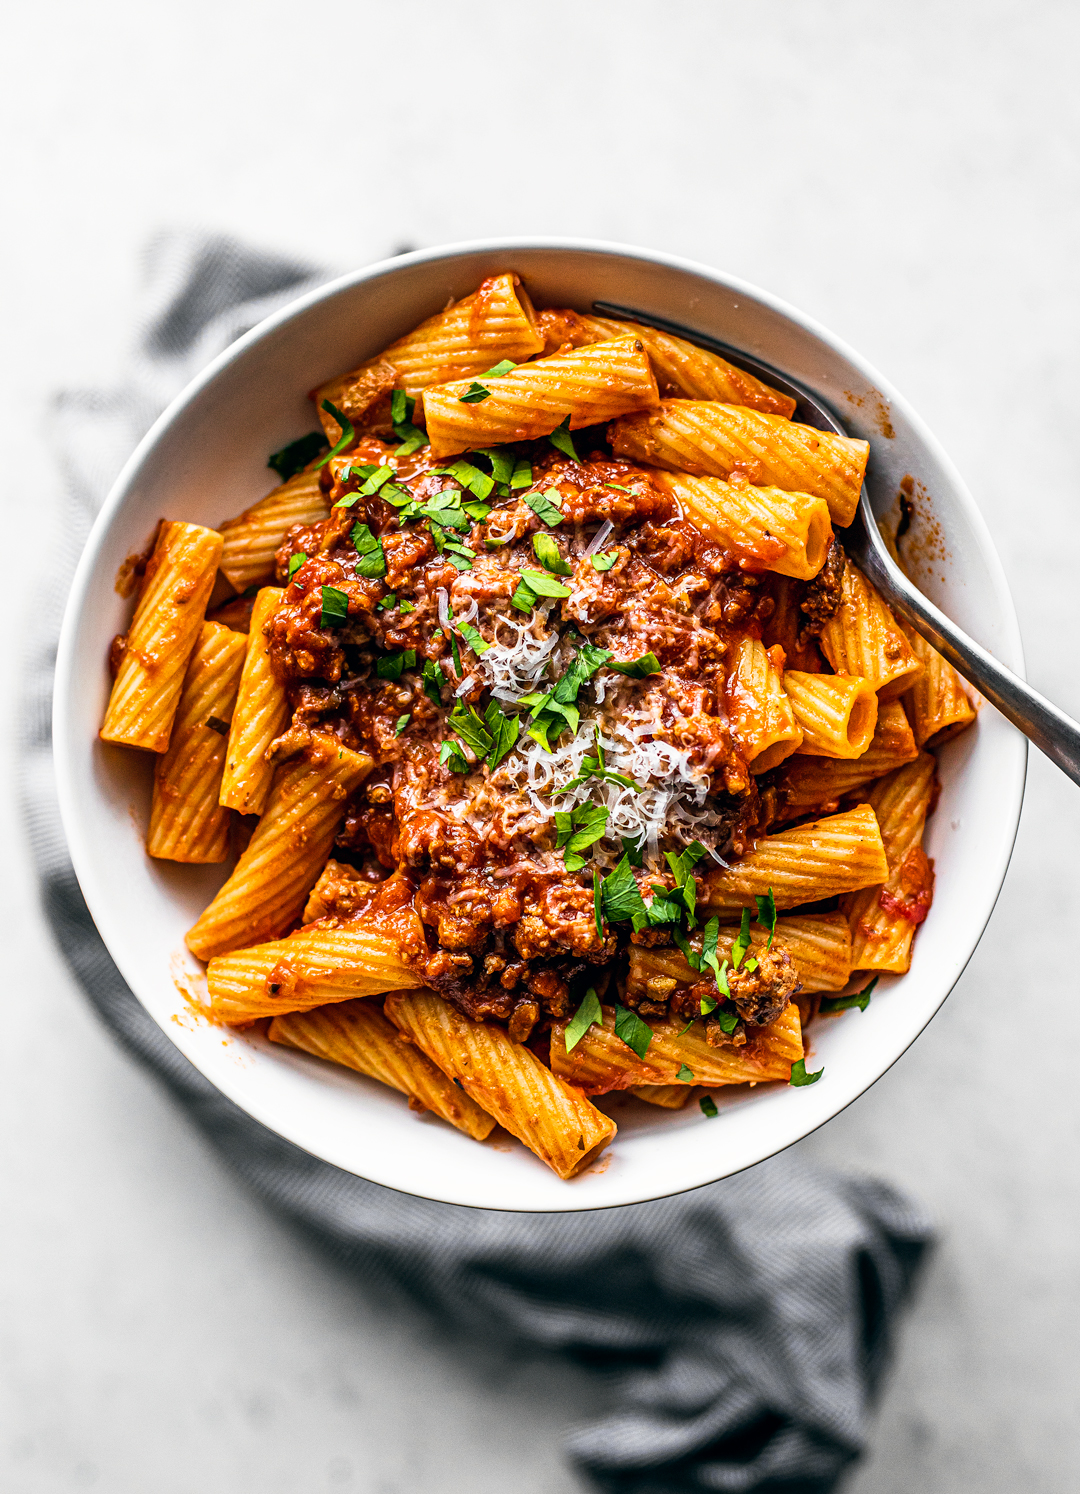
(422, 659), (444, 706)
(708, 1006), (740, 1035)
(431, 459), (495, 502)
(477, 447), (515, 486)
(532, 533), (572, 575)
(699, 1095), (719, 1118)
(604, 482), (632, 493)
(511, 578), (537, 613)
(378, 593), (397, 611)
(350, 522), (387, 578)
(591, 550), (618, 572)
(563, 723), (641, 793)
(315, 400), (356, 471)
(599, 855), (648, 926)
(269, 431), (327, 482)
(439, 739), (470, 773)
(484, 699), (522, 770)
(510, 459), (533, 490)
(614, 1004), (652, 1059)
(609, 652), (662, 679)
(820, 977), (878, 1015)
(524, 488), (563, 526)
(555, 803), (609, 872)
(399, 598), (415, 614)
(548, 416), (579, 462)
(448, 701), (492, 758)
(677, 1063), (694, 1083)
(442, 699), (521, 773)
(445, 629), (462, 675)
(287, 550), (307, 581)
(563, 988), (602, 1053)
(457, 621), (489, 655)
(731, 907), (759, 973)
(444, 541), (476, 571)
(593, 870), (604, 940)
(334, 464), (396, 509)
(754, 889), (778, 947)
(645, 841), (707, 933)
(205, 715), (230, 736)
(390, 391), (428, 455)
(478, 359), (517, 379)
(789, 1059), (824, 1086)
(621, 836), (644, 867)
(376, 649), (417, 680)
(319, 585), (349, 627)
(520, 569), (571, 599)
(394, 713), (411, 736)
(459, 382), (492, 403)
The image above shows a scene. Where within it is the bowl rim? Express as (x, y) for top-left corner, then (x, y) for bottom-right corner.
(53, 236), (1028, 1209)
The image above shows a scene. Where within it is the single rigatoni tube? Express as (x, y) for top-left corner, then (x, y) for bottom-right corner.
(898, 620), (978, 746)
(777, 700), (918, 814)
(725, 637), (803, 772)
(268, 999), (495, 1141)
(819, 560), (923, 699)
(421, 336), (660, 459)
(630, 1085), (694, 1109)
(146, 623), (246, 863)
(101, 521), (223, 752)
(536, 309), (797, 417)
(843, 752), (937, 973)
(703, 804), (889, 911)
(205, 906), (426, 1022)
(626, 914), (852, 999)
(187, 735), (373, 960)
(550, 1004), (803, 1095)
(784, 671), (878, 759)
(655, 471), (832, 579)
(384, 989), (616, 1179)
(219, 587), (289, 815)
(610, 401), (868, 527)
(317, 273), (544, 438)
(219, 471), (329, 592)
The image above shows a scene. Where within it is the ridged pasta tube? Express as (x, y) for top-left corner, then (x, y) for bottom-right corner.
(317, 273), (545, 438)
(268, 999), (496, 1140)
(784, 671), (879, 759)
(626, 914), (853, 999)
(384, 989), (616, 1179)
(537, 309), (797, 417)
(550, 1004), (804, 1095)
(629, 1085), (694, 1109)
(725, 637), (803, 773)
(842, 752), (937, 972)
(610, 401), (869, 527)
(101, 521), (223, 752)
(146, 623), (246, 863)
(219, 471), (329, 592)
(654, 471), (832, 580)
(703, 804), (889, 911)
(187, 735), (373, 960)
(219, 587), (289, 815)
(898, 620), (977, 746)
(204, 906), (427, 1023)
(819, 560), (923, 700)
(777, 700), (918, 814)
(421, 336), (660, 459)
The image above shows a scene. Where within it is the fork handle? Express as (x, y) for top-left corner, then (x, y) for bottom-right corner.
(858, 543), (1080, 785)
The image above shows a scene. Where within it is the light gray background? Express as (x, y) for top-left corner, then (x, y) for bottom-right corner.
(3, 2), (1078, 1489)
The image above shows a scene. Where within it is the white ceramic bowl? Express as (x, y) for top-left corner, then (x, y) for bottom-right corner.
(53, 239), (1026, 1211)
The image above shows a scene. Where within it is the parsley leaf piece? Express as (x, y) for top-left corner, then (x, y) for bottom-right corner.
(399, 598), (416, 614)
(621, 836), (644, 868)
(666, 841), (708, 889)
(477, 448), (515, 486)
(510, 459), (534, 490)
(320, 585), (350, 627)
(532, 533), (572, 575)
(609, 652), (662, 679)
(712, 1006), (740, 1034)
(394, 425), (428, 455)
(287, 550), (307, 581)
(715, 959), (731, 998)
(269, 431), (326, 482)
(457, 621), (489, 655)
(789, 1058), (824, 1087)
(315, 400), (356, 471)
(673, 928), (702, 973)
(593, 870), (604, 940)
(591, 550), (619, 572)
(448, 701), (494, 759)
(700, 993), (718, 1016)
(600, 855), (648, 924)
(439, 739), (470, 773)
(445, 549), (474, 572)
(376, 649), (417, 680)
(377, 592), (397, 611)
(563, 988), (602, 1053)
(459, 382), (491, 404)
(432, 459), (495, 502)
(422, 659), (444, 706)
(350, 522), (387, 578)
(820, 977), (879, 1015)
(483, 700), (521, 771)
(443, 629), (462, 676)
(754, 888), (778, 948)
(478, 359), (517, 379)
(614, 1004), (652, 1059)
(520, 569), (572, 599)
(390, 391), (412, 426)
(731, 907), (753, 971)
(699, 1094), (719, 1118)
(511, 579), (537, 613)
(394, 713), (411, 737)
(604, 482), (632, 493)
(524, 487), (563, 526)
(558, 804), (610, 872)
(548, 416), (579, 462)
(699, 917), (721, 981)
(677, 1063), (694, 1083)
(462, 500), (492, 521)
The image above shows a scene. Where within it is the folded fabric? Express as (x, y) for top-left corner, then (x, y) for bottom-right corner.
(21, 231), (934, 1493)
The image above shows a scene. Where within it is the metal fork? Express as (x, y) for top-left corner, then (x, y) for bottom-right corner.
(594, 300), (1080, 786)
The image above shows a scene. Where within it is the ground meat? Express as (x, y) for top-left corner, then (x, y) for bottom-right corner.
(726, 947), (801, 1026)
(798, 537), (845, 642)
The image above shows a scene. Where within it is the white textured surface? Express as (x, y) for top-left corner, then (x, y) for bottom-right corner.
(2, 0), (1079, 1488)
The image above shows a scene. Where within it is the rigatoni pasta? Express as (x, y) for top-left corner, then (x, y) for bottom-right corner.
(99, 271), (974, 1179)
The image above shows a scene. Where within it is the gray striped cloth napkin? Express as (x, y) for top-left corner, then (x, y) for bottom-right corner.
(21, 230), (933, 1493)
